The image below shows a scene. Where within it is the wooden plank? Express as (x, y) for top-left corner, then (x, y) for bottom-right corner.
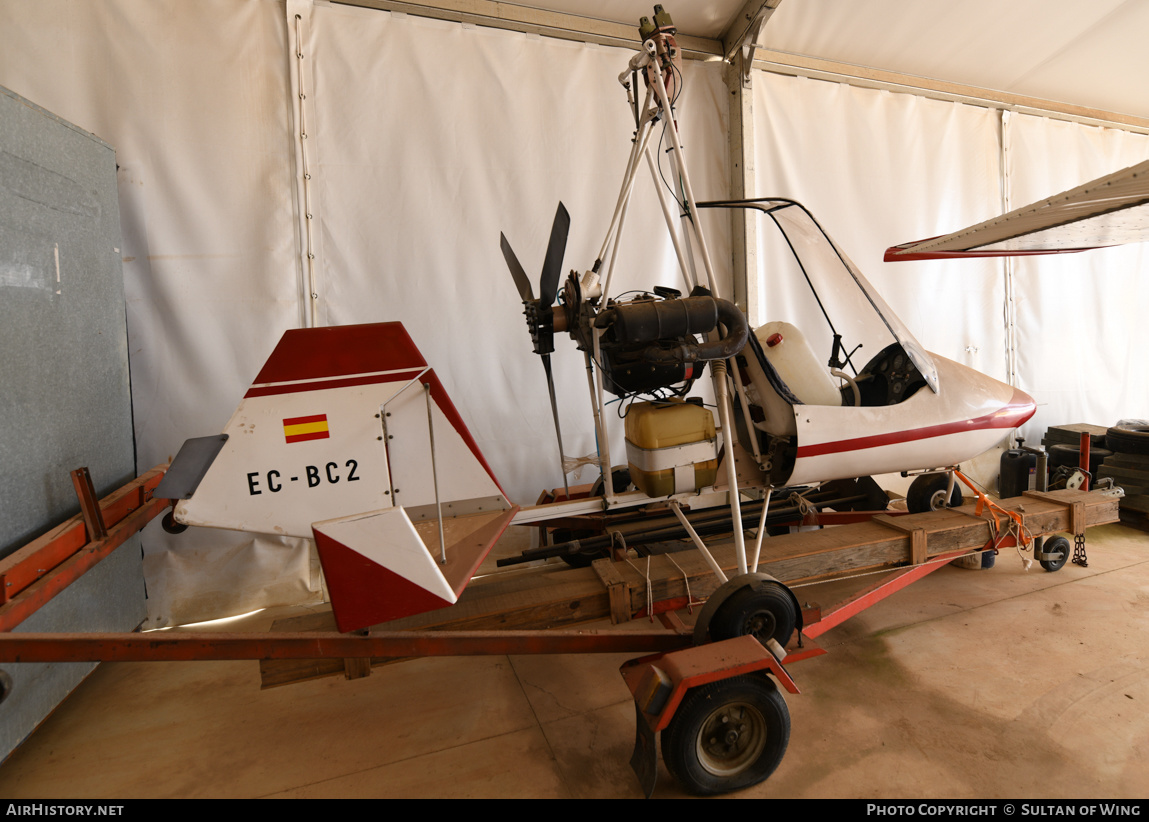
(260, 564), (611, 688)
(259, 488), (1120, 688)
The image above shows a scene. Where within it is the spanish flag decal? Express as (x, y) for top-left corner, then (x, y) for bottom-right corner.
(283, 413), (330, 444)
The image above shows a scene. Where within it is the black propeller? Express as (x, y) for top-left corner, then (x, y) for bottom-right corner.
(499, 203), (572, 498)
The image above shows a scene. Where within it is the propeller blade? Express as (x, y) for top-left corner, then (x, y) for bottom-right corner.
(540, 353), (571, 500)
(499, 232), (534, 302)
(538, 202), (570, 309)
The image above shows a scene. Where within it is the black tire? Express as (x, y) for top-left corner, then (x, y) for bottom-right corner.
(558, 549), (596, 568)
(708, 582), (797, 649)
(1039, 535), (1071, 572)
(590, 466), (633, 496)
(161, 510), (188, 535)
(1048, 443), (1112, 475)
(551, 528), (599, 568)
(1106, 424), (1149, 456)
(906, 473), (963, 514)
(661, 675), (790, 796)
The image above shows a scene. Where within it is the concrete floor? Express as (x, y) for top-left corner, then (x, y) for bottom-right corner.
(0, 522), (1146, 799)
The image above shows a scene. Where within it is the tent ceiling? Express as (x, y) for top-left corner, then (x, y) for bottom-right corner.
(498, 0), (1149, 122)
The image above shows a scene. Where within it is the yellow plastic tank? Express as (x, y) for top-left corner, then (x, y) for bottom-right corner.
(624, 399), (718, 498)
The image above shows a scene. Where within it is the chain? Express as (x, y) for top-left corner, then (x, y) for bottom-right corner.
(1072, 533), (1088, 567)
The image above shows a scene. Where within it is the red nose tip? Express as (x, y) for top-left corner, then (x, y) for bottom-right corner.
(766, 333), (783, 348)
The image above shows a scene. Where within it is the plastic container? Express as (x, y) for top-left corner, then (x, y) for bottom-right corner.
(999, 448), (1036, 498)
(755, 321), (842, 406)
(625, 399), (717, 498)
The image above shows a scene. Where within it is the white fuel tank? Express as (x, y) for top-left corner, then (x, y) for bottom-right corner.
(755, 321), (842, 407)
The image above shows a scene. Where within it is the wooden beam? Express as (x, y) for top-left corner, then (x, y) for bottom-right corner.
(257, 488), (1119, 688)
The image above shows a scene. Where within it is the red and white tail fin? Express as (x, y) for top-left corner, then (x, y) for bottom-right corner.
(312, 504), (517, 632)
(170, 322), (512, 631)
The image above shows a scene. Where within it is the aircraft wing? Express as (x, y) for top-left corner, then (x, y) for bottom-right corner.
(885, 158), (1149, 261)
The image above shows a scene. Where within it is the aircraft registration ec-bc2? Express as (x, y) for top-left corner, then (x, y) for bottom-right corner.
(158, 6), (1036, 644)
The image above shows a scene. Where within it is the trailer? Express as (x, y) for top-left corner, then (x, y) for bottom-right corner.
(0, 464), (1123, 796)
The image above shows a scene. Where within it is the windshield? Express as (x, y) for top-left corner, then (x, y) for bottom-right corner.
(700, 198), (938, 394)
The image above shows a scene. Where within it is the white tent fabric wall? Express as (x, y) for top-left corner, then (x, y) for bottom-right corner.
(748, 70), (1149, 491)
(750, 72), (1009, 488)
(1005, 113), (1149, 447)
(0, 0), (730, 626)
(0, 0), (317, 628)
(299, 2), (732, 509)
(0, 0), (1145, 627)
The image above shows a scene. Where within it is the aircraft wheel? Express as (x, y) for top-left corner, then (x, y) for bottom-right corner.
(708, 581), (797, 649)
(661, 675), (790, 796)
(907, 473), (962, 513)
(1039, 535), (1071, 572)
(591, 466), (633, 496)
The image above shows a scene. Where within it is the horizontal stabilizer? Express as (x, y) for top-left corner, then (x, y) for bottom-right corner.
(314, 505), (518, 632)
(886, 158), (1149, 261)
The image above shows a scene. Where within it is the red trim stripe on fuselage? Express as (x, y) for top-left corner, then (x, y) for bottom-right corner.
(795, 387), (1036, 459)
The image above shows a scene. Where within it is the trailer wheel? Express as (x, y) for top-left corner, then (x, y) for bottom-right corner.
(1040, 535), (1071, 572)
(708, 582), (797, 648)
(661, 675), (789, 796)
(907, 473), (962, 513)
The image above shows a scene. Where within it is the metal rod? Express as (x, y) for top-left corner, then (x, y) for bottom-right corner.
(381, 366), (433, 410)
(669, 501), (728, 584)
(710, 360), (749, 576)
(751, 489), (772, 573)
(500, 491), (869, 566)
(600, 136), (641, 304)
(596, 88), (657, 269)
(423, 383), (447, 563)
(0, 629), (693, 663)
(665, 146), (701, 290)
(592, 327), (615, 508)
(583, 349), (611, 504)
(730, 358), (764, 465)
(646, 41), (720, 296)
(803, 548), (974, 640)
(541, 355), (571, 500)
(643, 138), (697, 293)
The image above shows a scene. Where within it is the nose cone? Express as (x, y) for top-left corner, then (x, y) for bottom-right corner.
(1007, 386), (1037, 428)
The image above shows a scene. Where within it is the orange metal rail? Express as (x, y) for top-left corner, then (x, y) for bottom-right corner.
(0, 465), (169, 632)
